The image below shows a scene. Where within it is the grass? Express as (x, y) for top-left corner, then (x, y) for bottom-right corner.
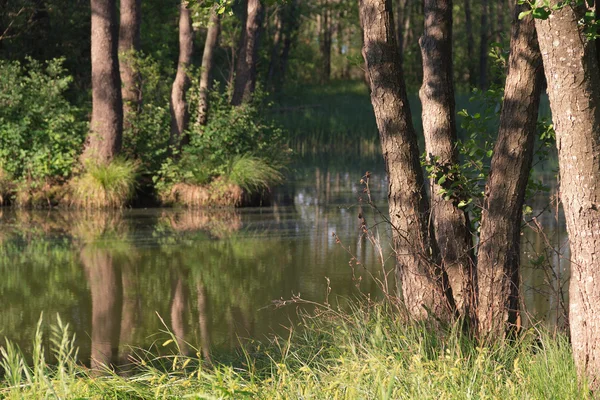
(70, 158), (138, 209)
(0, 168), (13, 206)
(227, 155), (285, 194)
(0, 301), (589, 399)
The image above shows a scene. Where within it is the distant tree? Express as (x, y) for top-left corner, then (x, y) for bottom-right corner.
(231, 0), (264, 105)
(197, 6), (220, 126)
(478, 0), (489, 89)
(535, 1), (600, 389)
(170, 1), (193, 148)
(85, 0), (123, 163)
(119, 0), (142, 132)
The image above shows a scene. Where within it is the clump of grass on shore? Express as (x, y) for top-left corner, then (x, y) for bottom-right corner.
(0, 302), (588, 399)
(70, 158), (137, 209)
(228, 155), (284, 194)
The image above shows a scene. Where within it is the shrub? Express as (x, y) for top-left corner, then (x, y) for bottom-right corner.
(0, 58), (86, 188)
(70, 159), (138, 209)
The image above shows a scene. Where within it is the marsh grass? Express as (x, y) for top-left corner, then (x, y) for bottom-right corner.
(0, 303), (588, 399)
(70, 158), (137, 209)
(227, 155), (285, 194)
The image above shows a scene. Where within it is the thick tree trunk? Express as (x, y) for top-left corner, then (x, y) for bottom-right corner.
(359, 0), (454, 320)
(464, 0), (475, 87)
(419, 0), (474, 318)
(536, 2), (600, 389)
(197, 8), (220, 126)
(170, 2), (193, 148)
(231, 0), (264, 106)
(82, 246), (121, 371)
(119, 0), (142, 131)
(478, 0), (489, 89)
(85, 0), (123, 164)
(476, 6), (542, 338)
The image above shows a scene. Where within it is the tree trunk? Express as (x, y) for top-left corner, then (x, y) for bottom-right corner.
(231, 0), (264, 106)
(464, 0), (475, 87)
(318, 1), (332, 82)
(277, 0), (300, 91)
(170, 2), (194, 148)
(119, 0), (142, 132)
(395, 0), (409, 65)
(419, 0), (474, 318)
(82, 246), (121, 372)
(119, 262), (139, 369)
(476, 5), (542, 338)
(196, 282), (212, 362)
(267, 6), (284, 88)
(536, 2), (600, 389)
(359, 0), (454, 320)
(478, 0), (489, 89)
(197, 7), (220, 126)
(85, 0), (123, 164)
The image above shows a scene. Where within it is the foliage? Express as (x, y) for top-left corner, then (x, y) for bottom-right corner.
(155, 85), (290, 200)
(0, 303), (588, 399)
(70, 159), (138, 209)
(0, 58), (86, 191)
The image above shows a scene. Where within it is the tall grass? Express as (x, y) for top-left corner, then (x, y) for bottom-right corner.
(0, 303), (588, 399)
(70, 158), (137, 208)
(227, 155), (285, 194)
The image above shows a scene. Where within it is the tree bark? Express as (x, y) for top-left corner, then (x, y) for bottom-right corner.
(359, 0), (454, 320)
(318, 1), (332, 82)
(394, 0), (409, 65)
(197, 7), (220, 126)
(419, 0), (474, 318)
(536, 2), (600, 389)
(478, 0), (489, 89)
(119, 0), (142, 132)
(170, 2), (193, 148)
(231, 0), (264, 106)
(85, 0), (123, 164)
(476, 5), (542, 338)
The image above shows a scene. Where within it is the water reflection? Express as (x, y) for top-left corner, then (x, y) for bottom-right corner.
(0, 162), (569, 366)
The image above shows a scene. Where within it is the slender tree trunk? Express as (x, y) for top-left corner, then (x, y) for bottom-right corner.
(82, 246), (121, 372)
(318, 1), (331, 82)
(478, 0), (489, 89)
(464, 0), (475, 87)
(420, 0), (474, 318)
(359, 0), (454, 320)
(536, 2), (600, 389)
(85, 0), (123, 164)
(267, 6), (284, 89)
(196, 282), (212, 362)
(119, 0), (142, 133)
(197, 7), (220, 126)
(170, 270), (189, 355)
(395, 0), (409, 65)
(170, 2), (193, 148)
(277, 0), (300, 91)
(476, 5), (542, 338)
(119, 262), (139, 369)
(231, 0), (264, 105)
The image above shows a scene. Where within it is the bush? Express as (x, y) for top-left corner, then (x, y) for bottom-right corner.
(0, 58), (86, 191)
(70, 159), (138, 209)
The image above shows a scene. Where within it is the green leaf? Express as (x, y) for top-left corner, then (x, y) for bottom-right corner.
(518, 10), (532, 19)
(532, 7), (551, 20)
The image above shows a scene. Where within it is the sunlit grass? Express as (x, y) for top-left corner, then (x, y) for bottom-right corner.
(227, 155), (284, 194)
(0, 302), (588, 399)
(70, 158), (137, 209)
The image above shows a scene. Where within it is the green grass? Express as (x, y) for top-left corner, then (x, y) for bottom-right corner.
(227, 155), (285, 194)
(0, 302), (588, 399)
(70, 158), (138, 209)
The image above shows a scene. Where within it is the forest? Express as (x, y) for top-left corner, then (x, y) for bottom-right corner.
(1, 0), (600, 397)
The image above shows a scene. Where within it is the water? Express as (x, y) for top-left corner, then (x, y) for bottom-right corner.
(0, 153), (568, 368)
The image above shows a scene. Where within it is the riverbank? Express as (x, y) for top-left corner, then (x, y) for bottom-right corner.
(0, 302), (587, 399)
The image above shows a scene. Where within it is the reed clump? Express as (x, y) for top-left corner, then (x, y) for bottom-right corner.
(69, 159), (137, 209)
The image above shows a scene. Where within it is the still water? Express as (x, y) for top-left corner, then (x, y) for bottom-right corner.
(0, 155), (568, 367)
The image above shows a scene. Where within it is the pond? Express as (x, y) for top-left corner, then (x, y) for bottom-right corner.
(0, 152), (568, 368)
